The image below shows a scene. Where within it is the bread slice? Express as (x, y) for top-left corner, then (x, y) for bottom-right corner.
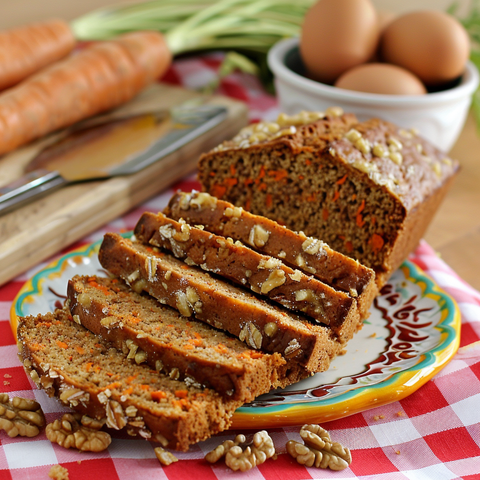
(17, 308), (241, 451)
(67, 275), (308, 401)
(134, 211), (360, 328)
(197, 111), (459, 286)
(164, 191), (377, 318)
(98, 233), (345, 372)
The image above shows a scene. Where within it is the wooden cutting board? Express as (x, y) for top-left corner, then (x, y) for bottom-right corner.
(0, 83), (248, 286)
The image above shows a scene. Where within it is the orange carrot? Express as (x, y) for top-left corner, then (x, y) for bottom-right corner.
(0, 19), (76, 91)
(0, 30), (172, 156)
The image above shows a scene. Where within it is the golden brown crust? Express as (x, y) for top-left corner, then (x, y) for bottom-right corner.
(67, 275), (308, 401)
(98, 233), (345, 372)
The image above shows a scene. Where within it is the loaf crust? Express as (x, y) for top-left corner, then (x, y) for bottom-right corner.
(197, 111), (459, 286)
(164, 191), (377, 317)
(134, 211), (360, 329)
(67, 275), (309, 401)
(17, 309), (241, 451)
(98, 233), (345, 372)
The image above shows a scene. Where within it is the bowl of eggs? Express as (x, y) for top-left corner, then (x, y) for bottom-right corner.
(267, 0), (479, 152)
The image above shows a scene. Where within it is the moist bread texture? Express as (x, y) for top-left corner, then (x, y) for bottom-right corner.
(98, 233), (346, 372)
(197, 110), (459, 286)
(134, 211), (360, 326)
(164, 190), (377, 317)
(68, 275), (309, 401)
(17, 309), (241, 451)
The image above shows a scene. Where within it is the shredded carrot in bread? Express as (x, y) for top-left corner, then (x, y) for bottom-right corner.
(56, 340), (68, 349)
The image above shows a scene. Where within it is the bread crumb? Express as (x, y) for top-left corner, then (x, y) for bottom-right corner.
(3, 381), (9, 386)
(4, 374), (12, 378)
(48, 464), (69, 480)
(396, 411), (404, 417)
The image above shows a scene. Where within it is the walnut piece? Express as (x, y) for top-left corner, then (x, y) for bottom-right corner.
(205, 434), (246, 463)
(286, 424), (351, 471)
(46, 413), (111, 452)
(154, 447), (178, 466)
(0, 393), (45, 438)
(207, 431), (276, 472)
(48, 464), (69, 480)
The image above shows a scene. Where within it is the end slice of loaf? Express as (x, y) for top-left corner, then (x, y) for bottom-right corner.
(165, 190), (377, 317)
(98, 233), (345, 372)
(67, 275), (309, 402)
(134, 211), (360, 329)
(17, 309), (241, 451)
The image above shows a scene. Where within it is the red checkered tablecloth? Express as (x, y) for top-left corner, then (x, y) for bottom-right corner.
(1, 53), (480, 480)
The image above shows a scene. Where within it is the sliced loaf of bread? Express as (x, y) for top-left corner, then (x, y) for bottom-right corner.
(134, 211), (360, 328)
(17, 308), (241, 451)
(98, 233), (346, 372)
(67, 275), (309, 401)
(165, 190), (376, 317)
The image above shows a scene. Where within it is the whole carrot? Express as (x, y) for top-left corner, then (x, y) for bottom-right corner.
(0, 31), (172, 156)
(0, 19), (76, 91)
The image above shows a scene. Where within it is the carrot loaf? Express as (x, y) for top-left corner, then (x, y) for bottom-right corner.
(134, 211), (361, 327)
(197, 110), (459, 286)
(17, 309), (241, 451)
(67, 275), (308, 401)
(98, 233), (346, 372)
(165, 190), (376, 317)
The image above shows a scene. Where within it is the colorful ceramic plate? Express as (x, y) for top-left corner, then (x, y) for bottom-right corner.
(11, 237), (461, 429)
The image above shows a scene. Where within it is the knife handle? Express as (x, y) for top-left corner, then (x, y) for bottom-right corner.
(0, 169), (67, 216)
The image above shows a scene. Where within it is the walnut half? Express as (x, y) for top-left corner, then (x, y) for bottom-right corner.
(286, 424), (351, 471)
(46, 413), (111, 452)
(0, 393), (45, 438)
(206, 431), (276, 472)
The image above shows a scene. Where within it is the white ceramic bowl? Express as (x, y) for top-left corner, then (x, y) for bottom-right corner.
(267, 37), (479, 152)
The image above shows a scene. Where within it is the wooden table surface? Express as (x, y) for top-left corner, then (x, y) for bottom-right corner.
(1, 0), (479, 291)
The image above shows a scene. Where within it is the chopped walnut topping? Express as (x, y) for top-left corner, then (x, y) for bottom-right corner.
(260, 269), (286, 294)
(284, 339), (302, 358)
(302, 237), (326, 256)
(127, 270), (140, 283)
(355, 137), (371, 155)
(76, 293), (91, 308)
(248, 224), (270, 248)
(325, 106), (343, 117)
(372, 142), (388, 158)
(258, 257), (282, 269)
(155, 447), (178, 466)
(224, 206), (243, 218)
(0, 393), (45, 438)
(289, 270), (303, 282)
(345, 129), (362, 142)
(286, 424), (351, 471)
(432, 161), (442, 177)
(389, 151), (403, 165)
(145, 256), (157, 282)
(239, 323), (262, 349)
(185, 192), (217, 210)
(295, 289), (315, 302)
(175, 291), (192, 317)
(46, 413), (111, 452)
(264, 322), (278, 337)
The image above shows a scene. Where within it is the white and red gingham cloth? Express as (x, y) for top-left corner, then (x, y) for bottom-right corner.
(1, 53), (480, 480)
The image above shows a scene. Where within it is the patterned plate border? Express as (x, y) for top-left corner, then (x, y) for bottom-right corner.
(10, 238), (461, 429)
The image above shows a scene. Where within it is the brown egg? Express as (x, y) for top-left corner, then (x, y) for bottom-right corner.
(380, 10), (470, 86)
(335, 63), (427, 95)
(300, 0), (379, 84)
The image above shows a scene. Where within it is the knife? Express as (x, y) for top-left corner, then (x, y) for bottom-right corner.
(0, 102), (227, 215)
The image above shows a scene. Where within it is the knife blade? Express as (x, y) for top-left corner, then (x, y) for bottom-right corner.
(0, 102), (227, 215)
